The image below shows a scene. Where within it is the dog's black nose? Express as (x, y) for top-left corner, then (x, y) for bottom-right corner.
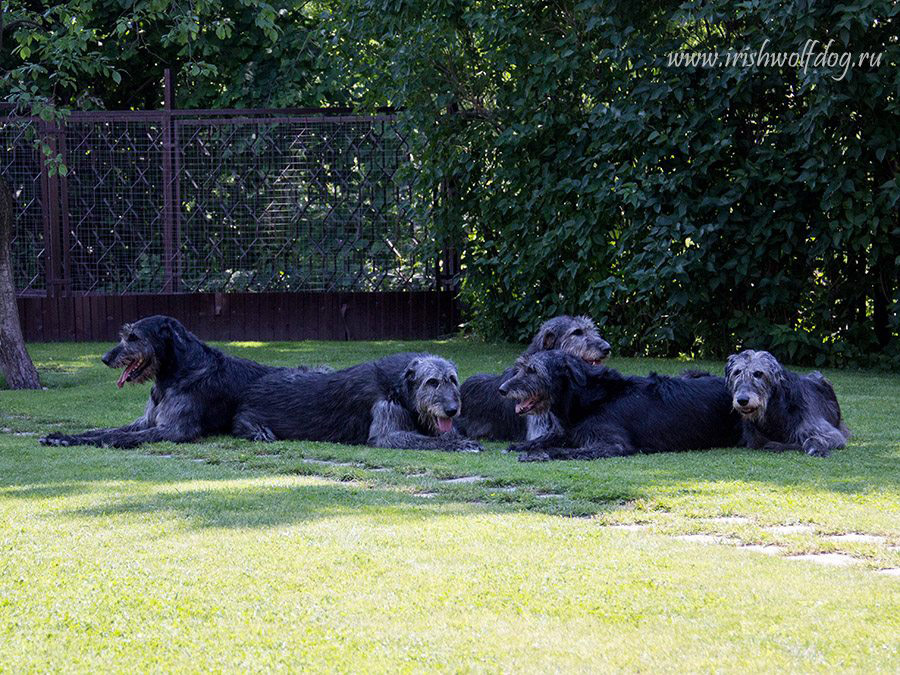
(444, 405), (458, 418)
(101, 352), (114, 367)
(498, 382), (509, 396)
(599, 345), (611, 357)
(736, 396), (750, 407)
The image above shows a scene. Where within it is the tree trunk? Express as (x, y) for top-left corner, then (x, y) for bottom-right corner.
(0, 175), (41, 389)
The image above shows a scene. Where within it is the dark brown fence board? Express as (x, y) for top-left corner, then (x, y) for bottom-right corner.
(17, 291), (458, 343)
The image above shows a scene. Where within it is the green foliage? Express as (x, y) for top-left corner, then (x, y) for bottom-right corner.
(335, 0), (899, 367)
(1, 0), (346, 112)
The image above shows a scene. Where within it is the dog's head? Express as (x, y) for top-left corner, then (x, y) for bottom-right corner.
(101, 315), (191, 388)
(725, 350), (785, 421)
(499, 350), (589, 416)
(402, 356), (463, 435)
(525, 315), (611, 366)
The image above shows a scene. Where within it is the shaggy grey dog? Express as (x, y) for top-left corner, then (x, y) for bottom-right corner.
(233, 352), (483, 452)
(499, 350), (740, 461)
(725, 350), (850, 457)
(455, 315), (611, 441)
(40, 315), (290, 448)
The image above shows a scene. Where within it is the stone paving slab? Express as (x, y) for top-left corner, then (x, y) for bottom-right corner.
(786, 553), (861, 567)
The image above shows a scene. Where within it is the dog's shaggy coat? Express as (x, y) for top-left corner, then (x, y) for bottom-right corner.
(499, 351), (741, 461)
(233, 352), (482, 452)
(455, 315), (611, 441)
(40, 315), (289, 448)
(725, 350), (850, 457)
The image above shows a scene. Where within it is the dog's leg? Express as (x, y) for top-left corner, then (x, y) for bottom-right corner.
(40, 419), (150, 446)
(525, 412), (563, 441)
(507, 429), (568, 456)
(797, 419), (847, 457)
(232, 416), (277, 442)
(368, 400), (482, 452)
(41, 410), (201, 449)
(761, 441), (803, 453)
(41, 397), (156, 446)
(520, 426), (635, 462)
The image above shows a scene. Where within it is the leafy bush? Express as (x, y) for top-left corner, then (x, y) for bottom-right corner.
(336, 0), (899, 367)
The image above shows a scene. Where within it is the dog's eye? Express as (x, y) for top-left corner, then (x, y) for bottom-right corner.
(571, 329), (583, 336)
(425, 378), (439, 388)
(526, 366), (536, 375)
(449, 376), (458, 386)
(753, 371), (764, 379)
(731, 368), (742, 377)
(127, 334), (138, 342)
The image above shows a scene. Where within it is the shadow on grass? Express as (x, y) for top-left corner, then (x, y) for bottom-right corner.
(66, 480), (507, 529)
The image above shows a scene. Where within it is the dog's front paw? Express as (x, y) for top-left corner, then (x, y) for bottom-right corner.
(452, 439), (483, 453)
(40, 433), (72, 447)
(518, 450), (551, 462)
(804, 442), (832, 458)
(507, 441), (534, 454)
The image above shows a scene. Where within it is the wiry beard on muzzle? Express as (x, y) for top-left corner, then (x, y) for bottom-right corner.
(418, 402), (457, 435)
(558, 336), (609, 366)
(111, 348), (160, 388)
(504, 387), (550, 416)
(732, 393), (767, 422)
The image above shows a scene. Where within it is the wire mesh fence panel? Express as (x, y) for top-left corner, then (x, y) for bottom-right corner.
(176, 115), (431, 293)
(63, 118), (167, 293)
(0, 118), (45, 294)
(3, 110), (434, 296)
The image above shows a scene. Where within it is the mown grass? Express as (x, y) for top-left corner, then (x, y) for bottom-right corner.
(1, 339), (898, 671)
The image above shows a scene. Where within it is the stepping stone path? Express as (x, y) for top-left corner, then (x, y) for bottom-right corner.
(675, 534), (737, 545)
(875, 569), (900, 577)
(255, 454), (280, 458)
(607, 524), (648, 531)
(492, 486), (519, 493)
(742, 544), (785, 555)
(766, 524), (816, 535)
(439, 476), (485, 484)
(825, 533), (886, 544)
(300, 458), (362, 467)
(786, 553), (861, 567)
(702, 516), (751, 524)
(535, 493), (564, 499)
(413, 492), (437, 499)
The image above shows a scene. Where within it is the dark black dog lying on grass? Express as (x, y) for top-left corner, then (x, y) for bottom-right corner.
(233, 352), (483, 452)
(498, 351), (741, 461)
(40, 315), (297, 449)
(455, 315), (611, 441)
(725, 350), (850, 457)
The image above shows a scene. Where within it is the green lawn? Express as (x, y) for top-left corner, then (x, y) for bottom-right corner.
(1, 339), (898, 671)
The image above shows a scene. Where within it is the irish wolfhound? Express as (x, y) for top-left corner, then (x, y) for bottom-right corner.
(455, 315), (611, 441)
(39, 315), (304, 449)
(498, 350), (740, 461)
(232, 352), (483, 452)
(725, 350), (850, 457)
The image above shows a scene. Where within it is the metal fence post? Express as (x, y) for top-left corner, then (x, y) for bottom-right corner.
(161, 68), (179, 293)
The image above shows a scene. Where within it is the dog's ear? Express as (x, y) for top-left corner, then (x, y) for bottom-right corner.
(541, 329), (558, 351)
(763, 352), (786, 384)
(725, 353), (738, 380)
(564, 355), (587, 387)
(403, 359), (421, 388)
(161, 317), (189, 353)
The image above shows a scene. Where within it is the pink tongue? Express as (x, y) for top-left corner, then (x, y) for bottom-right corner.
(116, 363), (135, 388)
(436, 417), (453, 433)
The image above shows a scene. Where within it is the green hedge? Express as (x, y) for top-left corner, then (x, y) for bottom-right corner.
(338, 0), (899, 367)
